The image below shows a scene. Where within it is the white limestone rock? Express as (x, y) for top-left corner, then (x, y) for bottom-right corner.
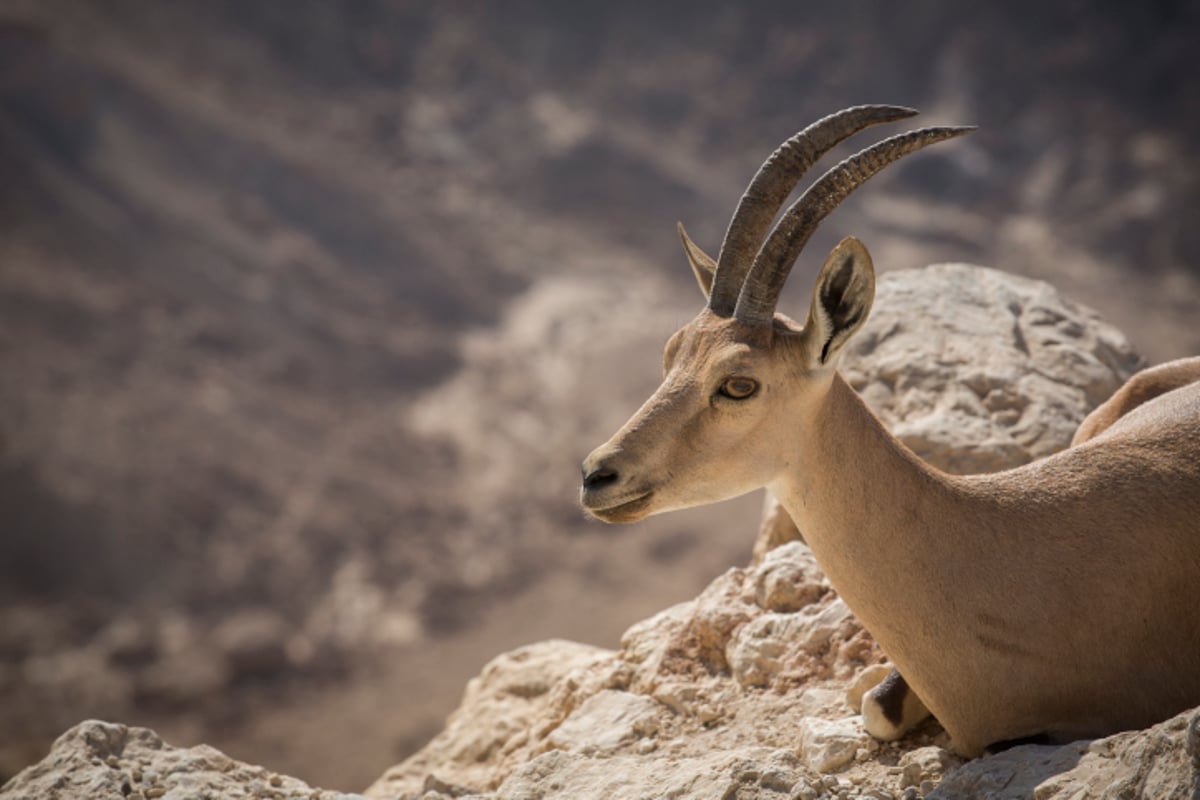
(494, 748), (811, 800)
(899, 745), (960, 789)
(547, 690), (661, 755)
(930, 706), (1200, 799)
(365, 541), (876, 800)
(369, 639), (612, 795)
(750, 542), (830, 612)
(0, 720), (358, 800)
(727, 600), (853, 688)
(798, 716), (872, 773)
(842, 263), (1144, 475)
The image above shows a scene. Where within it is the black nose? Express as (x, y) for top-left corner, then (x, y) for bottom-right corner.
(582, 465), (619, 490)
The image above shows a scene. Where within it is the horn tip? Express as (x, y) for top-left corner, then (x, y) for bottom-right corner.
(846, 104), (920, 122)
(911, 124), (979, 142)
(941, 125), (979, 142)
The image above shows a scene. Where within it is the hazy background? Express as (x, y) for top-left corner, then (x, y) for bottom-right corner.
(1, 0), (1197, 790)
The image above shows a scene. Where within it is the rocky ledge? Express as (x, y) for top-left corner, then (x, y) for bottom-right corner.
(5, 265), (1198, 800)
(363, 540), (1200, 800)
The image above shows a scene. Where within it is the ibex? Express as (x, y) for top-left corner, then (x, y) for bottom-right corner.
(579, 105), (1200, 756)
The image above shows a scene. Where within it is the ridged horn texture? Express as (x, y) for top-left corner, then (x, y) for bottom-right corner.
(732, 124), (976, 327)
(707, 105), (918, 315)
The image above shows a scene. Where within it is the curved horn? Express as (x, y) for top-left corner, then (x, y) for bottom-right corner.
(707, 105), (918, 315)
(733, 125), (976, 327)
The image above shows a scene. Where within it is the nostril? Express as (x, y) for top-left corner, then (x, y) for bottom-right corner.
(582, 466), (619, 490)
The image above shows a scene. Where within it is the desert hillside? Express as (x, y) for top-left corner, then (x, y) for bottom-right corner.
(0, 1), (1197, 789)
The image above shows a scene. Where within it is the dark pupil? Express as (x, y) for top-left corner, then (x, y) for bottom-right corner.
(730, 380), (751, 395)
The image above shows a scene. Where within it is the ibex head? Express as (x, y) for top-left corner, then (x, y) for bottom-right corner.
(580, 106), (973, 523)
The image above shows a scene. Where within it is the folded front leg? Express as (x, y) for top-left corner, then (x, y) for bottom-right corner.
(861, 667), (931, 741)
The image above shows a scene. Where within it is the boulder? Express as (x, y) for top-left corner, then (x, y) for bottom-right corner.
(364, 540), (886, 799)
(0, 719), (365, 800)
(843, 263), (1143, 474)
(930, 708), (1200, 800)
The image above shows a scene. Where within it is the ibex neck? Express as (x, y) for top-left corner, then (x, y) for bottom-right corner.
(770, 373), (961, 639)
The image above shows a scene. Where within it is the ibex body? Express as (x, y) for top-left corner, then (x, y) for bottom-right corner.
(579, 106), (1200, 756)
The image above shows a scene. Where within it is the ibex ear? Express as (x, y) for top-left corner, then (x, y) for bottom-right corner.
(801, 237), (875, 367)
(677, 222), (717, 300)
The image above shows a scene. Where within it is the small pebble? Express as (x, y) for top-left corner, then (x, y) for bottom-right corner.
(791, 782), (819, 800)
(106, 756), (121, 768)
(132, 770), (143, 782)
(900, 789), (919, 800)
(919, 780), (934, 795)
(145, 788), (166, 799)
(270, 775), (284, 787)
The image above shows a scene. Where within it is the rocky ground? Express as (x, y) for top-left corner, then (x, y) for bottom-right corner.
(1, 1), (1198, 791)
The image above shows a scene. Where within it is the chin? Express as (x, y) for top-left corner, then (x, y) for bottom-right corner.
(581, 491), (656, 524)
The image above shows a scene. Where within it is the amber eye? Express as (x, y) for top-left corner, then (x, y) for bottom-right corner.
(719, 377), (759, 400)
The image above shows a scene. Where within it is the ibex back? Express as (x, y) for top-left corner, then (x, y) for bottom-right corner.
(579, 105), (1200, 756)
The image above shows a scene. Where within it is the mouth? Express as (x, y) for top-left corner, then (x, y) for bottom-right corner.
(581, 489), (655, 524)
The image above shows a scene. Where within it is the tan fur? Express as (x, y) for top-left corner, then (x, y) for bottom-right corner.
(582, 237), (1200, 756)
(761, 358), (1200, 743)
(1073, 356), (1200, 445)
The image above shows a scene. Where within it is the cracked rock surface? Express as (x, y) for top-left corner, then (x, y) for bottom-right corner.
(843, 263), (1145, 475)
